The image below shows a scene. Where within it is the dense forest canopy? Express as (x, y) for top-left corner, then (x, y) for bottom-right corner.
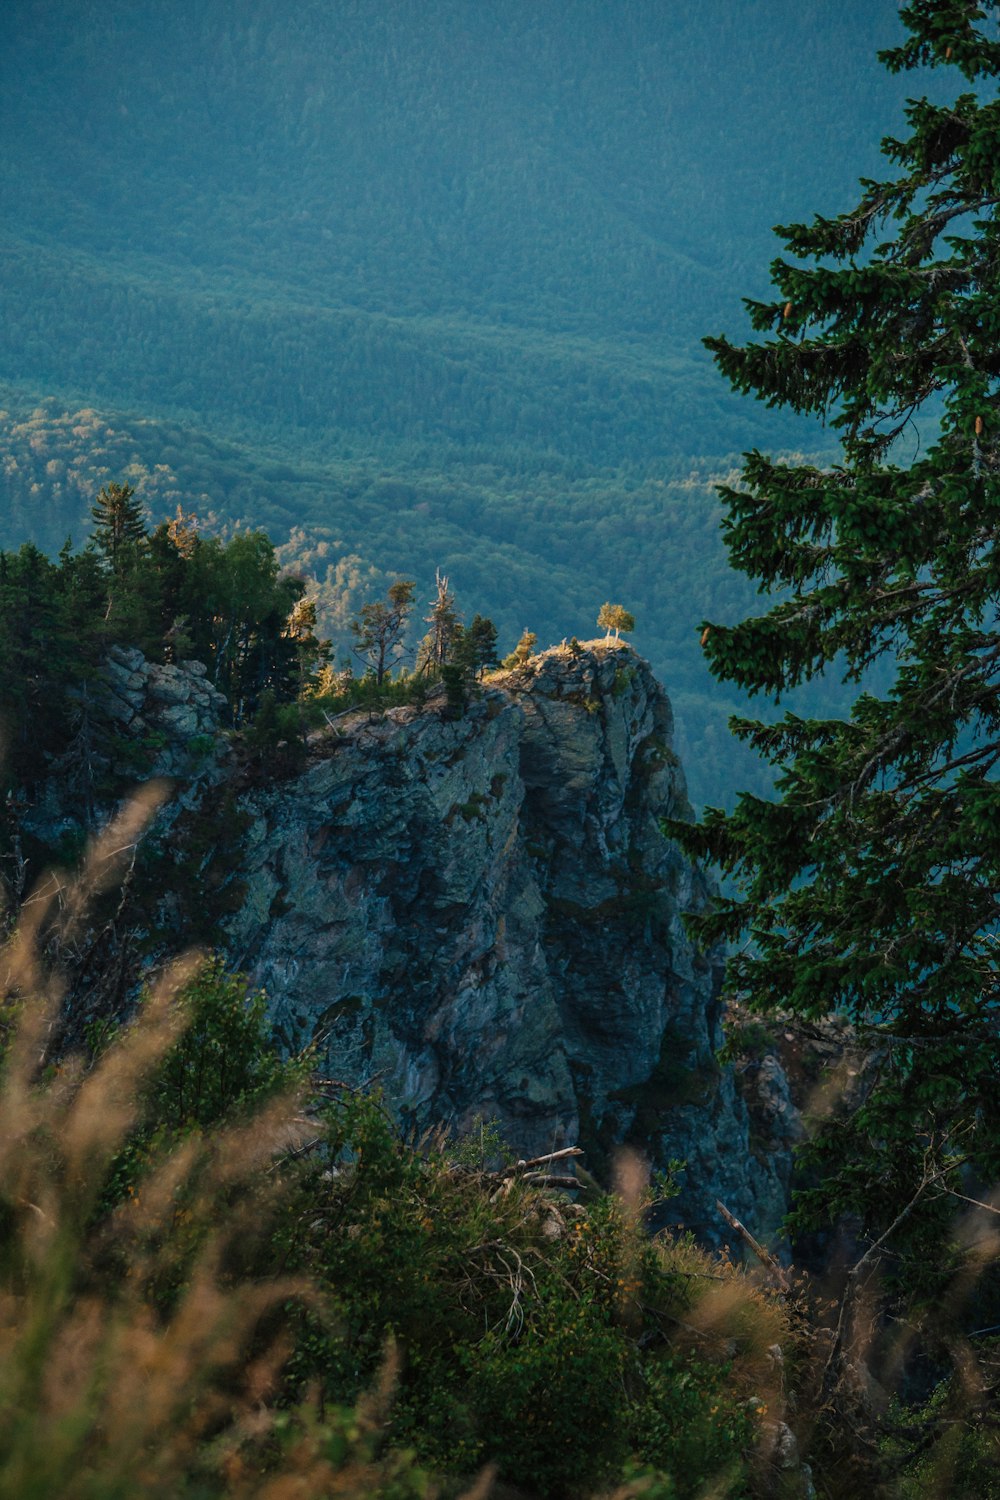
(0, 0), (930, 806)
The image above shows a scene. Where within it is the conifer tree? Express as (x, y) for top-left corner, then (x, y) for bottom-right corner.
(502, 630), (537, 669)
(465, 615), (500, 677)
(89, 482), (148, 569)
(669, 2), (1000, 1271)
(349, 580), (415, 684)
(447, 616), (499, 702)
(180, 531), (313, 719)
(418, 570), (461, 671)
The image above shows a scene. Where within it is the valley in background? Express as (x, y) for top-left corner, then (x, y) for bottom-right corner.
(0, 0), (925, 804)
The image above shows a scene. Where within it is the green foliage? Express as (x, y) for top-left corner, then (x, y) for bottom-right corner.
(244, 688), (306, 773)
(97, 957), (305, 1241)
(0, 920), (445, 1498)
(469, 1276), (629, 1497)
(308, 667), (429, 721)
(669, 2), (1000, 1278)
(349, 579), (415, 685)
(181, 530), (323, 722)
(447, 615), (499, 702)
(882, 1355), (1000, 1499)
(0, 825), (796, 1498)
(89, 481), (148, 567)
(0, 540), (134, 799)
(598, 602), (636, 639)
(464, 614), (499, 676)
(438, 663), (467, 717)
(631, 1354), (756, 1500)
(0, 512), (329, 877)
(613, 664), (638, 697)
(280, 1092), (777, 1499)
(445, 1115), (514, 1172)
(502, 629), (537, 669)
(143, 955), (300, 1134)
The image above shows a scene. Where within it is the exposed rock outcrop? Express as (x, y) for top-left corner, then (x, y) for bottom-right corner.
(19, 638), (793, 1246)
(20, 645), (229, 852)
(102, 644), (229, 776)
(224, 643), (784, 1244)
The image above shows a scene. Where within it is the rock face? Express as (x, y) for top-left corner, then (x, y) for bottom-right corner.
(20, 645), (229, 851)
(224, 643), (784, 1244)
(102, 645), (229, 776)
(21, 637), (790, 1245)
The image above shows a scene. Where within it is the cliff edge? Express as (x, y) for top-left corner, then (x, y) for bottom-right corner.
(224, 642), (786, 1243)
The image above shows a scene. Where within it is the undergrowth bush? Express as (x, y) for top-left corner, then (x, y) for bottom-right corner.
(280, 1093), (791, 1498)
(307, 670), (429, 723)
(0, 807), (452, 1499)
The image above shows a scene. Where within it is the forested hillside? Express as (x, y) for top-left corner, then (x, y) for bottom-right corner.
(0, 0), (922, 804)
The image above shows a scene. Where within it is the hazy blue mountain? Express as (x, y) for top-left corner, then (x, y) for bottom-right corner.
(0, 0), (921, 804)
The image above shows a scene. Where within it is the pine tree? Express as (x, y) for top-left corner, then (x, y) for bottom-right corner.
(446, 616), (499, 705)
(89, 482), (148, 569)
(418, 570), (461, 672)
(349, 580), (415, 685)
(466, 615), (500, 676)
(668, 2), (1000, 1276)
(502, 630), (537, 669)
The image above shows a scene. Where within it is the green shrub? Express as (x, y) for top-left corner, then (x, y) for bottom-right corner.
(143, 955), (302, 1132)
(501, 629), (537, 669)
(882, 1363), (1000, 1500)
(307, 670), (428, 721)
(471, 1280), (628, 1497)
(632, 1354), (755, 1499)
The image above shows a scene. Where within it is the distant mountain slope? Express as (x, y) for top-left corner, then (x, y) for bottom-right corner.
(0, 391), (857, 809)
(0, 0), (918, 806)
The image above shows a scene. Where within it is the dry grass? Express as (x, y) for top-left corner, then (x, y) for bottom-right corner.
(0, 796), (494, 1499)
(18, 793), (987, 1497)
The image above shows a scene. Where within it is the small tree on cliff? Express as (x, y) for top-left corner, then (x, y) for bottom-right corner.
(350, 579), (415, 685)
(668, 1), (1000, 1279)
(502, 630), (537, 669)
(418, 570), (461, 672)
(466, 614), (500, 676)
(90, 482), (148, 571)
(597, 603), (635, 641)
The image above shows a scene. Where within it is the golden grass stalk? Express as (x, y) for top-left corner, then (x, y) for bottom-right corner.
(0, 794), (466, 1498)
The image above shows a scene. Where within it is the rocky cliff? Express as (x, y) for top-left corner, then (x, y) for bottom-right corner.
(222, 643), (788, 1244)
(19, 638), (790, 1245)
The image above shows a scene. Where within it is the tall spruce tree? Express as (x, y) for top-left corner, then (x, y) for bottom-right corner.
(669, 2), (1000, 1275)
(89, 482), (148, 569)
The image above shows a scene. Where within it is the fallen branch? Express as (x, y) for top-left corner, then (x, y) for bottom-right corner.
(501, 1146), (583, 1178)
(716, 1200), (790, 1292)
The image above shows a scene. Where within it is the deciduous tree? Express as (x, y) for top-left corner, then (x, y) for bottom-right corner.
(597, 603), (635, 641)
